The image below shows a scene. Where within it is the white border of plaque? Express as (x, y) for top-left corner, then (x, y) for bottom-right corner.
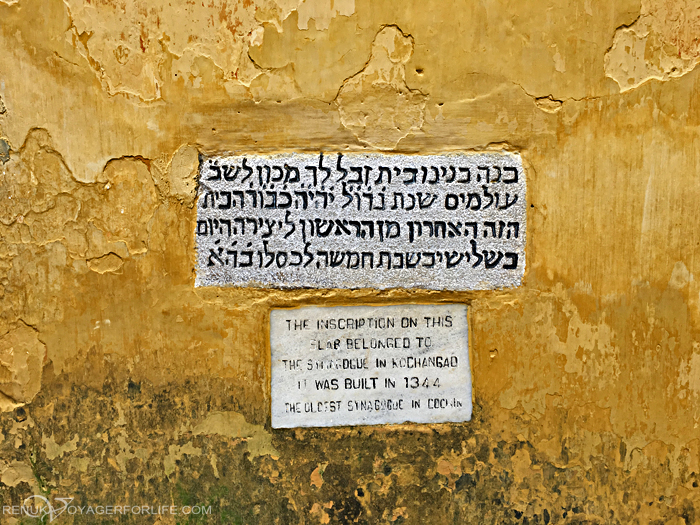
(270, 304), (472, 428)
(196, 152), (525, 291)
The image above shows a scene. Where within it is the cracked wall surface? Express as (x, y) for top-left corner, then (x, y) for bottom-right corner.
(2, 0), (700, 523)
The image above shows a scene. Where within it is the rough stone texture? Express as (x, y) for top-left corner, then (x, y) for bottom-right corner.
(1, 0), (700, 522)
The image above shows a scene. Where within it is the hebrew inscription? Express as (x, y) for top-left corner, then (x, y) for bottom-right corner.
(270, 304), (472, 428)
(196, 152), (525, 290)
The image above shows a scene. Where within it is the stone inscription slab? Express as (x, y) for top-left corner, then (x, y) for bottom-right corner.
(196, 152), (525, 290)
(270, 304), (472, 428)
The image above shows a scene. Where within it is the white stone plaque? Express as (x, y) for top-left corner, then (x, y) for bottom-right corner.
(270, 304), (472, 428)
(196, 152), (525, 290)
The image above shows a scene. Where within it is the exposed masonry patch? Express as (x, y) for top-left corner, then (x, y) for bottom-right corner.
(336, 26), (427, 149)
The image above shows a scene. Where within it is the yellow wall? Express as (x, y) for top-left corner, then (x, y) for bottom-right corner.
(1, 0), (700, 522)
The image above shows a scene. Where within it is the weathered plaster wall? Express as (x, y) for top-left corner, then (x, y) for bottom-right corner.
(1, 0), (700, 523)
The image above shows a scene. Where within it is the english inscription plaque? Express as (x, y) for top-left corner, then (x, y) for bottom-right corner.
(270, 304), (472, 428)
(196, 152), (525, 290)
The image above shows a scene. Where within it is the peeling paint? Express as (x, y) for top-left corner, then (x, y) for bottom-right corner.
(0, 324), (46, 412)
(0, 461), (35, 488)
(295, 0), (355, 31)
(166, 145), (199, 206)
(535, 96), (563, 114)
(63, 0), (260, 101)
(164, 442), (202, 477)
(87, 252), (124, 274)
(605, 0), (700, 91)
(190, 411), (279, 459)
(336, 26), (427, 149)
(42, 433), (78, 460)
